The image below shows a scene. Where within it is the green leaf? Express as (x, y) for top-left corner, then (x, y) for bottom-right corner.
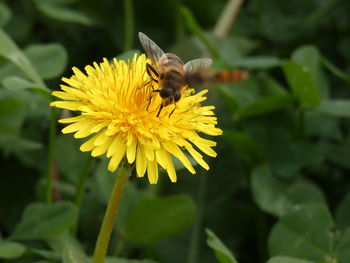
(47, 233), (88, 263)
(0, 135), (42, 154)
(0, 28), (47, 90)
(335, 193), (350, 230)
(268, 204), (334, 260)
(282, 61), (320, 108)
(304, 111), (342, 140)
(0, 90), (42, 154)
(24, 43), (68, 80)
(28, 249), (60, 261)
(320, 142), (350, 170)
(335, 227), (350, 263)
(1, 76), (51, 100)
(292, 45), (329, 98)
(316, 100), (350, 117)
(12, 202), (78, 240)
(34, 0), (94, 26)
(105, 257), (157, 263)
(220, 76), (260, 110)
(251, 163), (325, 217)
(269, 141), (323, 179)
(236, 94), (294, 120)
(125, 195), (195, 243)
(62, 236), (88, 263)
(252, 1), (322, 42)
(266, 256), (313, 263)
(214, 37), (245, 65)
(56, 135), (88, 182)
(206, 229), (238, 263)
(0, 2), (11, 27)
(231, 56), (281, 69)
(256, 73), (287, 96)
(223, 131), (264, 164)
(0, 241), (26, 259)
(0, 97), (25, 135)
(2, 76), (41, 91)
(218, 86), (239, 113)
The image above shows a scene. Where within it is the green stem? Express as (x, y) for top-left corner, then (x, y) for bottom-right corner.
(92, 163), (131, 263)
(71, 156), (94, 235)
(320, 56), (350, 85)
(123, 0), (134, 52)
(187, 173), (207, 263)
(173, 0), (185, 42)
(46, 107), (57, 203)
(213, 0), (245, 38)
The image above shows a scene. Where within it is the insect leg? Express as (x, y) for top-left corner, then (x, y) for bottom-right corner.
(156, 104), (164, 117)
(146, 63), (159, 83)
(146, 90), (160, 111)
(168, 103), (177, 117)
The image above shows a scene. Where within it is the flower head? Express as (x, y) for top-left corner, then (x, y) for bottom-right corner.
(51, 54), (222, 184)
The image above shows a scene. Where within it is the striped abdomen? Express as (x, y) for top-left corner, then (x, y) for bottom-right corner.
(159, 53), (185, 73)
(158, 53), (186, 90)
(214, 70), (248, 83)
(185, 70), (248, 86)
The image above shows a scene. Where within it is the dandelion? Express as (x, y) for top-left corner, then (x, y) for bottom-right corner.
(50, 53), (222, 263)
(51, 54), (222, 183)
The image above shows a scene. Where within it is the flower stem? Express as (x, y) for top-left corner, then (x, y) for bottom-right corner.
(212, 0), (245, 38)
(187, 173), (207, 263)
(92, 163), (130, 263)
(71, 155), (94, 235)
(173, 0), (185, 42)
(123, 0), (134, 52)
(46, 107), (57, 203)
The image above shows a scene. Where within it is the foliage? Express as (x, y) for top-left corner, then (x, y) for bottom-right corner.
(1, 0), (350, 262)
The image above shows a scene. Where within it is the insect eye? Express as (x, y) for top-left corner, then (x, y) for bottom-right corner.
(173, 90), (181, 102)
(160, 88), (173, 98)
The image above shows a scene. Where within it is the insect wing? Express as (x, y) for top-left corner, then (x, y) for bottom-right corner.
(138, 32), (166, 65)
(183, 58), (213, 74)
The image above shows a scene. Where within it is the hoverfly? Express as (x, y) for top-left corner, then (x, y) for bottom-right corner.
(138, 32), (247, 117)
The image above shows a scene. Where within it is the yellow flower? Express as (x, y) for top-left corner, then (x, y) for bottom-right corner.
(51, 54), (222, 184)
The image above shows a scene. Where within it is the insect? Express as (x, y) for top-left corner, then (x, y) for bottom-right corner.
(138, 32), (247, 117)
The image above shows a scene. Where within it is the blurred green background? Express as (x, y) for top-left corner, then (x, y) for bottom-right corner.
(1, 0), (350, 263)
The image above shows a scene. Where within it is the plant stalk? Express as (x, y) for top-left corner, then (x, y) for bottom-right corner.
(123, 0), (134, 51)
(46, 107), (57, 203)
(92, 163), (130, 263)
(71, 156), (94, 235)
(213, 0), (245, 38)
(187, 173), (207, 263)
